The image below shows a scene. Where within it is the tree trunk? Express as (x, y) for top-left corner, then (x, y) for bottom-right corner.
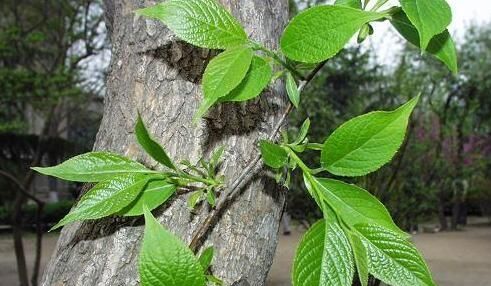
(450, 121), (466, 230)
(437, 193), (448, 231)
(12, 192), (29, 286)
(450, 90), (474, 231)
(429, 92), (454, 232)
(41, 1), (288, 285)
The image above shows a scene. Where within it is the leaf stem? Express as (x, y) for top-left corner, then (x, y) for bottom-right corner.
(188, 59), (329, 252)
(306, 143), (324, 151)
(285, 148), (312, 174)
(252, 42), (306, 81)
(377, 6), (401, 20)
(166, 171), (217, 187)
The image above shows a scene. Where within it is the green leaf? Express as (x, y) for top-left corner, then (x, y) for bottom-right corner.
(292, 219), (354, 286)
(119, 179), (176, 216)
(203, 46), (253, 100)
(220, 56), (272, 102)
(310, 177), (406, 236)
(32, 152), (151, 182)
(286, 72), (300, 108)
(292, 118), (310, 145)
(51, 175), (153, 230)
(357, 23), (374, 44)
(198, 246), (214, 270)
(136, 0), (247, 49)
(188, 191), (203, 209)
(206, 190), (216, 207)
(136, 114), (176, 170)
(197, 46), (253, 118)
(259, 140), (288, 169)
(211, 146), (225, 165)
(209, 145), (225, 172)
(280, 6), (383, 63)
(321, 96), (419, 177)
(356, 224), (435, 286)
(348, 233), (369, 286)
(271, 70), (286, 83)
(139, 207), (206, 286)
(195, 98), (216, 120)
(335, 0), (362, 9)
(303, 173), (323, 208)
(391, 10), (457, 73)
(400, 0), (452, 50)
(181, 160), (207, 177)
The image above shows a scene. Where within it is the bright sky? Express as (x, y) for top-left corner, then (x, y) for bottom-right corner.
(367, 0), (491, 64)
(446, 0), (491, 34)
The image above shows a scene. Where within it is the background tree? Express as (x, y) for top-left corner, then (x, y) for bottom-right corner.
(397, 24), (491, 230)
(0, 1), (106, 285)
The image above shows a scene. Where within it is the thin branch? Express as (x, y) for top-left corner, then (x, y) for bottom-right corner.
(189, 60), (328, 252)
(0, 171), (43, 205)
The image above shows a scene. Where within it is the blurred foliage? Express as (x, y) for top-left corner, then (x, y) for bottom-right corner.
(0, 200), (74, 227)
(469, 178), (491, 221)
(0, 134), (82, 206)
(0, 0), (107, 208)
(0, 0), (106, 135)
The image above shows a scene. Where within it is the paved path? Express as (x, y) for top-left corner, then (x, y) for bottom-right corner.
(0, 232), (58, 286)
(0, 223), (490, 285)
(266, 223), (491, 286)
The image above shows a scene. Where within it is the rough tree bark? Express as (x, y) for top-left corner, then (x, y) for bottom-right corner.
(41, 1), (288, 285)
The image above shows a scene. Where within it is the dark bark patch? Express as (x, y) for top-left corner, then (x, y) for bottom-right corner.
(145, 41), (212, 84)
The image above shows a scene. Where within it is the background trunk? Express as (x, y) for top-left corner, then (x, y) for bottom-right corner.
(437, 194), (448, 231)
(41, 1), (288, 285)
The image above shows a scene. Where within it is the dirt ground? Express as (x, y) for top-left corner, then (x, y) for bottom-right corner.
(0, 232), (58, 286)
(0, 221), (490, 286)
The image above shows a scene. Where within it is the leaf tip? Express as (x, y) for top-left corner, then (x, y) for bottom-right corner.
(450, 63), (459, 75)
(134, 7), (152, 18)
(31, 166), (41, 172)
(134, 4), (163, 18)
(31, 166), (51, 176)
(192, 115), (202, 126)
(49, 220), (65, 232)
(193, 98), (216, 124)
(403, 94), (421, 112)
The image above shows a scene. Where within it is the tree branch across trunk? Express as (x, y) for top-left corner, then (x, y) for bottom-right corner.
(190, 60), (329, 252)
(41, 1), (291, 285)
